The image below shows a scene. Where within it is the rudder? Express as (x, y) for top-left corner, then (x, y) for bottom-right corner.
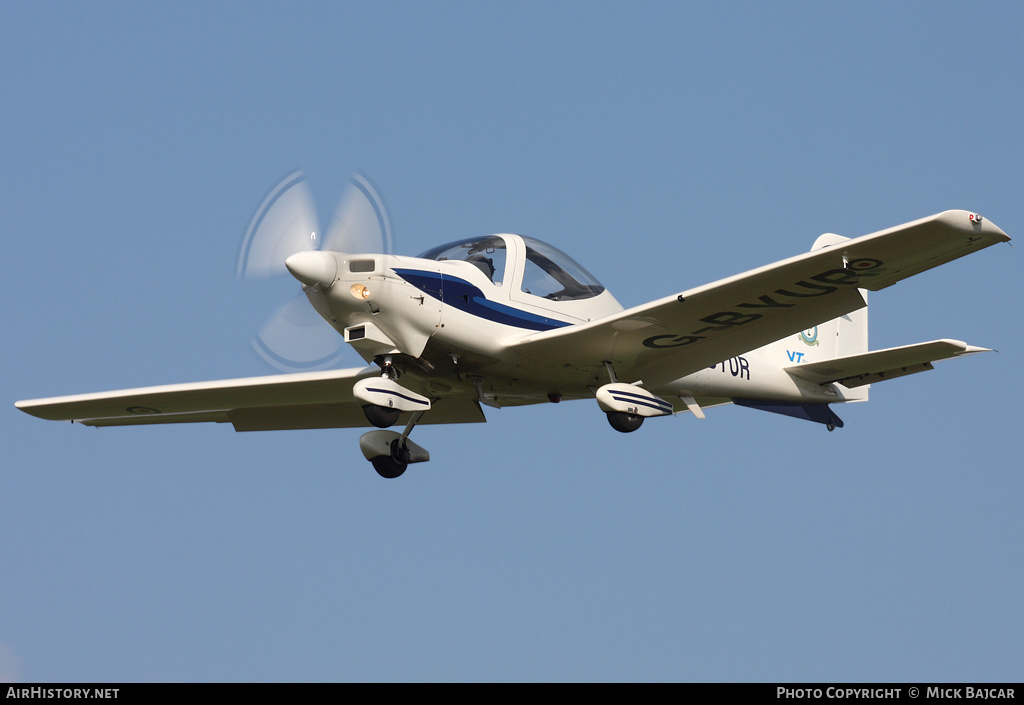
(754, 232), (870, 399)
(808, 233), (869, 400)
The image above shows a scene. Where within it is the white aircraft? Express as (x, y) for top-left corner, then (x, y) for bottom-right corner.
(15, 176), (1011, 478)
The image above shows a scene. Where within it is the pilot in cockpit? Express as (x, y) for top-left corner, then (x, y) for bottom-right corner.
(466, 253), (495, 282)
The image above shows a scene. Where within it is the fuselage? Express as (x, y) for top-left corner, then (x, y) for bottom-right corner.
(290, 233), (846, 411)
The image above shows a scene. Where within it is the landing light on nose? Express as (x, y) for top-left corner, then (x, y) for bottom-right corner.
(285, 251), (338, 290)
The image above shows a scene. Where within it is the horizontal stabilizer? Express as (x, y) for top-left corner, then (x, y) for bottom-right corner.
(785, 339), (990, 388)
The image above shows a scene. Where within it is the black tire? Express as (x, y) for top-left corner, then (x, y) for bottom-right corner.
(371, 439), (410, 479)
(371, 454), (407, 479)
(607, 411), (644, 433)
(363, 404), (401, 428)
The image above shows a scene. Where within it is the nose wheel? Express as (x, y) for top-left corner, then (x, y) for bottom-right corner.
(359, 411), (430, 479)
(370, 439), (410, 478)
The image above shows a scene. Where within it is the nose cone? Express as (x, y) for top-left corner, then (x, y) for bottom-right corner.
(285, 251), (338, 290)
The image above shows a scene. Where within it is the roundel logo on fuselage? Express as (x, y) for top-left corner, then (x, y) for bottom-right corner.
(799, 327), (819, 346)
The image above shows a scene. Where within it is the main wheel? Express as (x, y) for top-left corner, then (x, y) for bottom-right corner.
(607, 410), (644, 433)
(363, 404), (401, 428)
(370, 439), (410, 479)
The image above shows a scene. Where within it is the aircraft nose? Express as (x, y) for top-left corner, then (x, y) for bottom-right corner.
(285, 251), (338, 290)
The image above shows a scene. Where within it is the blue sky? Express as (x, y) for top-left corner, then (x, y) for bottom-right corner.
(2, 2), (1021, 682)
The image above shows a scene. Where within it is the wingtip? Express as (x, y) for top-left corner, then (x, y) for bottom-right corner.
(940, 210), (1011, 242)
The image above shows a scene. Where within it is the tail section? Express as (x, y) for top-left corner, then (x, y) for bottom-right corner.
(811, 232), (870, 400)
(812, 234), (868, 357)
(779, 233), (992, 402)
(735, 224), (1000, 428)
(756, 232), (871, 399)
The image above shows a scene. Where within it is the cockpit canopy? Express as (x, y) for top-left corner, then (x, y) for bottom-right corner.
(419, 235), (606, 301)
(419, 235), (509, 285)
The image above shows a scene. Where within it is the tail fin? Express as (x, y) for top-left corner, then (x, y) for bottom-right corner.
(811, 231), (869, 355)
(756, 232), (871, 400)
(809, 233), (870, 400)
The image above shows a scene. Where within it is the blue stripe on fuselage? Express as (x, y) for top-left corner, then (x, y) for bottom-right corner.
(394, 268), (571, 332)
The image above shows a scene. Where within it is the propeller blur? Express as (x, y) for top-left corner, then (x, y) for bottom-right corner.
(238, 171), (392, 371)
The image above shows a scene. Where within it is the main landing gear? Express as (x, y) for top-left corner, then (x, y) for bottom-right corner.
(363, 403), (401, 429)
(355, 357), (431, 430)
(595, 370), (673, 434)
(606, 411), (644, 433)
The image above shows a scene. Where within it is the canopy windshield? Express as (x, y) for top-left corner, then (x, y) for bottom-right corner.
(419, 235), (605, 300)
(419, 236), (507, 284)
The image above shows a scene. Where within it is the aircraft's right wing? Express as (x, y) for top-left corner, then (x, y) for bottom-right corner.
(16, 366), (486, 431)
(509, 210), (1009, 386)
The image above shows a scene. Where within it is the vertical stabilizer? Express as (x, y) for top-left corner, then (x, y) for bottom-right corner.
(755, 232), (870, 400)
(809, 233), (869, 400)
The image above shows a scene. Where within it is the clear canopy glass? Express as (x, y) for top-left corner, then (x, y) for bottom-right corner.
(419, 235), (605, 301)
(519, 236), (605, 301)
(419, 236), (507, 285)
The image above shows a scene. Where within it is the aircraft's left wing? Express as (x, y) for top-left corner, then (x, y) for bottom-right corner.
(16, 366), (486, 430)
(509, 210), (1009, 386)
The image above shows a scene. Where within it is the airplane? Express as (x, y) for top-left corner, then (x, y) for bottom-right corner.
(14, 176), (1011, 478)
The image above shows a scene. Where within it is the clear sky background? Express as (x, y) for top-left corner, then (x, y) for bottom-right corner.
(2, 2), (1021, 683)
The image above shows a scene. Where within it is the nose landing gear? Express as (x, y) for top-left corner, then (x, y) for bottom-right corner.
(359, 411), (430, 479)
(369, 438), (412, 478)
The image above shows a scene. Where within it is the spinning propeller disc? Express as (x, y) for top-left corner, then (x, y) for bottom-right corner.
(237, 171), (393, 371)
